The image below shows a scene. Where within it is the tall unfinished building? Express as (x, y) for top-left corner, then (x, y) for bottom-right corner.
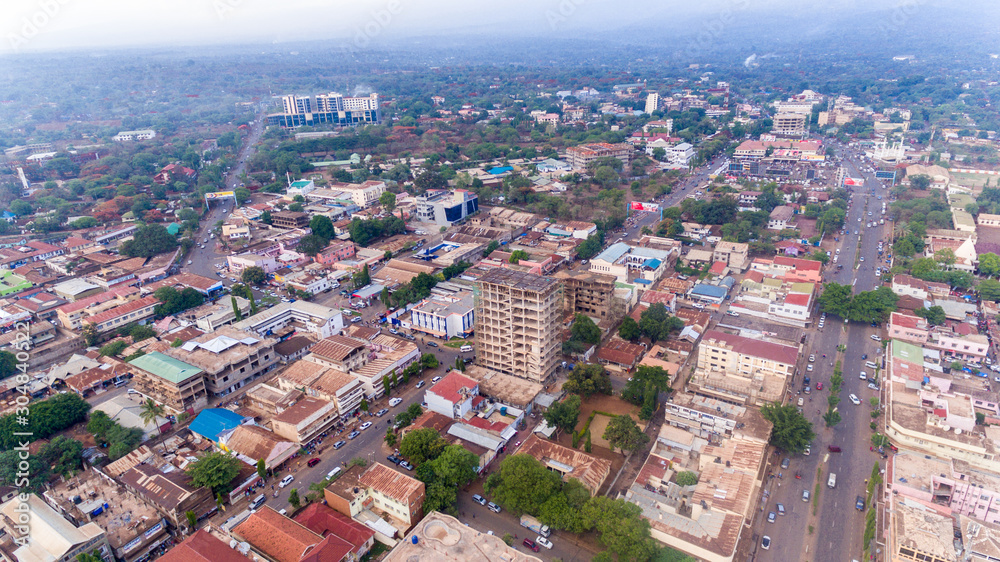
(554, 270), (625, 328)
(474, 268), (561, 384)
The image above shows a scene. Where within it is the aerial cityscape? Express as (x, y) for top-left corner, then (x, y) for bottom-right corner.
(0, 1), (999, 561)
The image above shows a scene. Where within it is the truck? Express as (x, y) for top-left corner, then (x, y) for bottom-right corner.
(520, 515), (551, 538)
(828, 473), (837, 489)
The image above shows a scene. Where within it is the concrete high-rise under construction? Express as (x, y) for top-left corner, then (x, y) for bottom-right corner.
(474, 268), (561, 384)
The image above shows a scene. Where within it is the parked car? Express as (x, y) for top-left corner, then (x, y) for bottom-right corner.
(780, 457), (790, 469)
(431, 376), (442, 383)
(307, 458), (321, 467)
(389, 397), (403, 407)
(333, 440), (346, 449)
(488, 502), (502, 513)
(802, 490), (810, 502)
(777, 503), (785, 516)
(360, 421), (372, 430)
(856, 496), (866, 511)
(375, 409), (389, 417)
(767, 511), (776, 523)
(522, 538), (540, 552)
(399, 461), (414, 471)
(279, 475), (295, 488)
(387, 455), (401, 464)
(348, 431), (361, 440)
(828, 445), (842, 453)
(426, 341), (438, 348)
(761, 536), (771, 550)
(415, 381), (426, 389)
(472, 494), (488, 506)
(535, 536), (553, 550)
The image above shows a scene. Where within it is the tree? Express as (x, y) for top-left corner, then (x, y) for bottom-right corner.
(980, 253), (1000, 277)
(187, 452), (241, 494)
(563, 363), (612, 399)
(232, 297), (243, 322)
(394, 403), (424, 429)
(909, 174), (931, 190)
(359, 398), (368, 412)
(139, 399), (165, 439)
(241, 266), (266, 286)
(10, 200), (33, 216)
(288, 488), (300, 509)
(581, 497), (658, 562)
(618, 316), (641, 342)
(979, 279), (1000, 302)
(543, 394), (582, 434)
(483, 240), (500, 257)
(675, 471), (698, 486)
(99, 340), (128, 357)
(818, 282), (853, 318)
(508, 249), (530, 264)
(0, 351), (17, 381)
(399, 428), (448, 465)
(120, 224), (178, 258)
(296, 234), (328, 256)
(915, 305), (947, 326)
(186, 510), (197, 531)
(484, 454), (564, 515)
(760, 402), (815, 454)
(234, 187), (251, 205)
(39, 436), (83, 477)
(260, 210), (273, 224)
(620, 365), (671, 407)
(129, 324), (157, 342)
(638, 302), (684, 343)
(382, 375), (391, 397)
(570, 314), (601, 346)
(256, 459), (267, 480)
(76, 551), (103, 562)
(603, 414), (649, 456)
(309, 215), (335, 241)
(379, 191), (397, 214)
(353, 265), (370, 289)
(576, 233), (604, 260)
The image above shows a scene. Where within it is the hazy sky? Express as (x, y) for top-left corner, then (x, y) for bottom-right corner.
(0, 0), (983, 55)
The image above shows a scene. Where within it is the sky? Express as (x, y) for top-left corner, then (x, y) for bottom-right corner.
(0, 0), (988, 55)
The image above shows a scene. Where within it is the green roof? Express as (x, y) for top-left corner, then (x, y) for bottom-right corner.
(0, 271), (32, 296)
(891, 340), (923, 363)
(128, 352), (203, 383)
(166, 223), (181, 235)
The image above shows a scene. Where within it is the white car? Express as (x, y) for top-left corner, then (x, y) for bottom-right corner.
(360, 421), (372, 431)
(431, 376), (442, 383)
(389, 397), (403, 407)
(279, 475), (294, 488)
(535, 536), (553, 549)
(849, 394), (861, 405)
(871, 335), (882, 342)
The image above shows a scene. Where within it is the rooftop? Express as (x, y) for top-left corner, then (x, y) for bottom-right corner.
(428, 371), (479, 406)
(475, 267), (558, 293)
(701, 329), (799, 365)
(358, 462), (424, 505)
(385, 511), (541, 562)
(519, 434), (612, 494)
(128, 351), (204, 384)
(232, 506), (322, 562)
(272, 396), (334, 426)
(159, 529), (251, 562)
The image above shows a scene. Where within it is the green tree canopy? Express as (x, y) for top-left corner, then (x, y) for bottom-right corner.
(760, 402), (816, 454)
(581, 497), (659, 562)
(980, 253), (1000, 277)
(186, 452), (242, 495)
(399, 428), (448, 465)
(618, 316), (641, 342)
(543, 394), (581, 434)
(484, 454), (564, 515)
(570, 314), (601, 345)
(120, 224), (178, 258)
(621, 365), (671, 407)
(563, 363), (612, 399)
(915, 305), (947, 326)
(309, 215), (335, 241)
(241, 266), (267, 285)
(603, 414), (649, 456)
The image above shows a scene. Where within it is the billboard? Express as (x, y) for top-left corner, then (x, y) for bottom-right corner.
(630, 201), (660, 212)
(843, 177), (865, 186)
(205, 191), (235, 200)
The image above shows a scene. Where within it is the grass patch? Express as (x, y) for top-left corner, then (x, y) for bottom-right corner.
(361, 541), (389, 562)
(808, 525), (814, 534)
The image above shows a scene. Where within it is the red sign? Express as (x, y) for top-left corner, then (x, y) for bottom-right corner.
(630, 202), (660, 212)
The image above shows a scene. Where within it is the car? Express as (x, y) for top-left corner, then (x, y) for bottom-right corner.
(856, 496), (866, 510)
(816, 382), (824, 390)
(348, 431), (361, 440)
(360, 421), (372, 430)
(387, 455), (401, 464)
(388, 328), (398, 335)
(807, 364), (813, 372)
(761, 536), (771, 550)
(802, 489), (810, 502)
(861, 354), (868, 360)
(522, 538), (540, 552)
(333, 440), (346, 449)
(849, 394), (861, 405)
(399, 461), (414, 471)
(535, 536), (553, 550)
(860, 371), (868, 380)
(431, 376), (442, 383)
(868, 382), (879, 390)
(995, 376), (1000, 383)
(809, 354), (815, 362)
(389, 397), (403, 407)
(307, 457), (321, 467)
(488, 502), (501, 513)
(871, 335), (882, 342)
(415, 381), (426, 389)
(797, 397), (804, 406)
(803, 447), (811, 456)
(767, 511), (776, 523)
(828, 445), (842, 453)
(777, 503), (785, 515)
(279, 475), (295, 488)
(375, 408), (389, 417)
(780, 457), (790, 469)
(859, 256), (865, 262)
(426, 341), (438, 348)
(726, 310), (739, 317)
(472, 494), (487, 506)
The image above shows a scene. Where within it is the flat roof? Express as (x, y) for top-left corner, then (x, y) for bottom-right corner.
(476, 267), (558, 292)
(128, 351), (204, 384)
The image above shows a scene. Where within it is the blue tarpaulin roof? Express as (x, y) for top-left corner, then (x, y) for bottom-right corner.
(644, 258), (662, 269)
(189, 409), (245, 442)
(488, 166), (513, 175)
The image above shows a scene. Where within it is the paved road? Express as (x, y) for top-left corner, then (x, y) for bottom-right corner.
(753, 145), (891, 561)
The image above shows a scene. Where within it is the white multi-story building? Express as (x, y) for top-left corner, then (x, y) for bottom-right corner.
(408, 290), (475, 340)
(113, 130), (156, 142)
(233, 301), (344, 340)
(269, 92), (381, 127)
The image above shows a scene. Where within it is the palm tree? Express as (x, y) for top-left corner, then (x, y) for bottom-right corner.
(140, 399), (166, 450)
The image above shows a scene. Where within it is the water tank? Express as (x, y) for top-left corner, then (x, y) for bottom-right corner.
(500, 406), (507, 416)
(412, 536), (419, 544)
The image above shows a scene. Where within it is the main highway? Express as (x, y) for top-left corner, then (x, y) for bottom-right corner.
(752, 144), (892, 562)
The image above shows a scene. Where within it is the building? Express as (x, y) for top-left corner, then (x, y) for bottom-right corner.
(408, 290), (475, 340)
(159, 529), (252, 562)
(326, 180), (387, 209)
(644, 92), (659, 114)
(772, 113), (807, 136)
(271, 396), (340, 444)
(268, 92), (381, 127)
(712, 241), (750, 271)
(228, 253), (279, 274)
(888, 311), (930, 344)
(192, 296), (253, 332)
(222, 223), (251, 240)
(116, 463), (216, 529)
(590, 242), (675, 284)
(128, 352), (207, 414)
(314, 241), (356, 266)
(272, 211), (311, 229)
(233, 301), (345, 340)
(665, 142), (695, 167)
(384, 512), (540, 562)
(0, 495), (112, 562)
(474, 268), (561, 385)
(273, 358), (365, 418)
(689, 330), (798, 406)
(324, 462), (426, 532)
(519, 434), (611, 495)
(113, 130), (156, 142)
(414, 189), (479, 226)
(767, 206), (795, 230)
(162, 328), (278, 397)
(53, 278), (103, 302)
(426, 371), (480, 419)
(553, 270), (624, 324)
(219, 423), (297, 470)
(565, 142), (632, 169)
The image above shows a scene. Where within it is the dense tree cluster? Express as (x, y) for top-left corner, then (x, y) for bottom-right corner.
(87, 410), (144, 460)
(120, 224), (178, 258)
(760, 403), (816, 454)
(0, 393), (90, 451)
(562, 363), (612, 399)
(818, 283), (899, 324)
(349, 215), (406, 247)
(154, 286), (205, 317)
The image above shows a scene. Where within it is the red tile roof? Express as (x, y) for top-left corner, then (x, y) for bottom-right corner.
(232, 506), (322, 562)
(702, 329), (798, 365)
(784, 293), (810, 307)
(891, 312), (924, 329)
(294, 503), (374, 551)
(86, 295), (158, 326)
(708, 261), (727, 275)
(57, 285), (139, 314)
(358, 463), (423, 505)
(428, 371), (479, 405)
(160, 529), (251, 562)
(773, 255), (821, 271)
